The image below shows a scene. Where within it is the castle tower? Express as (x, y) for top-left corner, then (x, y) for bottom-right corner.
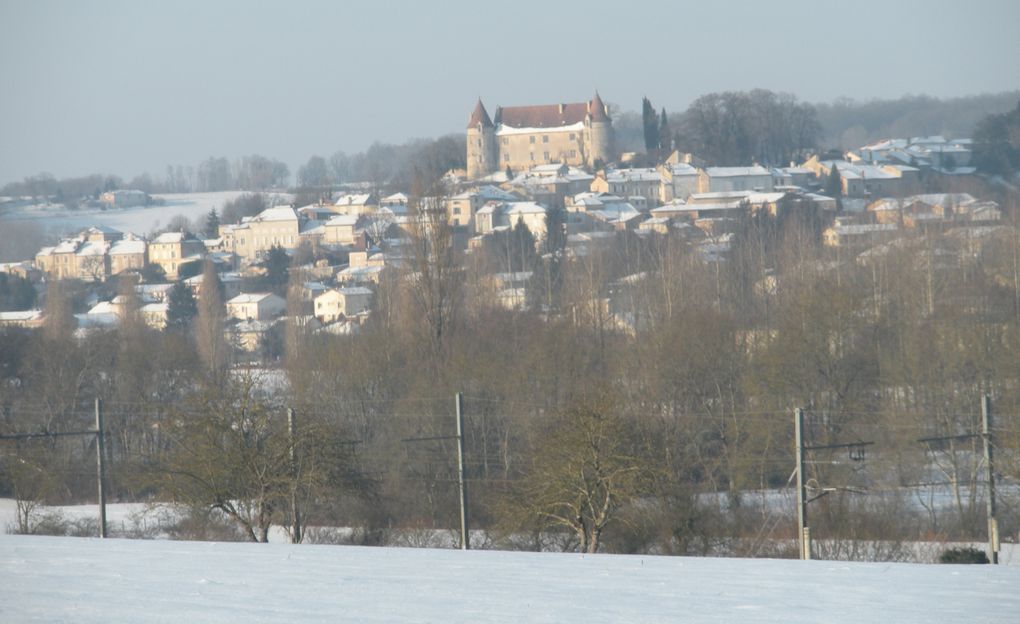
(466, 99), (497, 179)
(586, 92), (614, 168)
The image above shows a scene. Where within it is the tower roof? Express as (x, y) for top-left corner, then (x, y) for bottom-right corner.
(588, 92), (609, 122)
(467, 99), (493, 129)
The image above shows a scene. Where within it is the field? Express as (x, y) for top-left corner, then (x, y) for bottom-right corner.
(1, 532), (1018, 623)
(0, 191), (291, 237)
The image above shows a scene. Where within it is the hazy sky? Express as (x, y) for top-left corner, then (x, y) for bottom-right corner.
(2, 0), (1018, 185)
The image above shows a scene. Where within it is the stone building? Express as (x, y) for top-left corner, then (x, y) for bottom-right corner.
(467, 93), (614, 179)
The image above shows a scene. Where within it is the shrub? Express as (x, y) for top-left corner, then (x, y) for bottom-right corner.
(938, 547), (989, 564)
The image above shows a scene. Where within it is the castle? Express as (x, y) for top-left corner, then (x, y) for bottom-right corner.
(466, 93), (614, 179)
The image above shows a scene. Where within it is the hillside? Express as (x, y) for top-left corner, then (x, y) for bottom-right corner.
(1, 534), (1018, 623)
(815, 91), (1020, 148)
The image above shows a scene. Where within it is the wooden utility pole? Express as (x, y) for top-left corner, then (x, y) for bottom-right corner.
(794, 408), (809, 560)
(95, 398), (108, 539)
(982, 395), (999, 564)
(455, 393), (470, 550)
(288, 407), (301, 544)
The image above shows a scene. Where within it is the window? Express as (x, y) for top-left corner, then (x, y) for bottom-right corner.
(530, 152), (535, 161)
(502, 137), (508, 145)
(543, 151), (550, 161)
(569, 133), (576, 141)
(453, 207), (461, 215)
(529, 136), (536, 144)
(504, 153), (510, 162)
(477, 139), (481, 147)
(542, 135), (549, 143)
(569, 150), (577, 158)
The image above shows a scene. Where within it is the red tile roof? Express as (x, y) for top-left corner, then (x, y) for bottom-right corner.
(467, 99), (493, 128)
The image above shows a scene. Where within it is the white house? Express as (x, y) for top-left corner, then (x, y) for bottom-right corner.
(226, 292), (286, 321)
(313, 287), (373, 323)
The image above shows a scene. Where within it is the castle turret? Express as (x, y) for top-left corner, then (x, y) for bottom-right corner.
(466, 99), (497, 179)
(586, 92), (614, 168)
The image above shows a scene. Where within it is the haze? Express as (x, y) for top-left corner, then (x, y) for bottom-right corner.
(1, 0), (1018, 185)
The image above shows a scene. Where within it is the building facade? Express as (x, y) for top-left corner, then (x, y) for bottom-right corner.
(467, 93), (614, 179)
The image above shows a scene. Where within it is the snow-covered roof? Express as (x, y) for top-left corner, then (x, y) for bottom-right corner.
(254, 206), (299, 222)
(152, 232), (185, 244)
(381, 192), (408, 204)
(705, 166), (771, 177)
(326, 215), (359, 226)
(0, 310), (42, 322)
(605, 168), (661, 183)
(666, 163), (699, 175)
(76, 241), (109, 257)
(829, 223), (899, 235)
(337, 286), (373, 296)
(495, 121), (584, 136)
(334, 193), (374, 207)
(505, 202), (546, 216)
(109, 239), (146, 255)
(227, 293), (278, 305)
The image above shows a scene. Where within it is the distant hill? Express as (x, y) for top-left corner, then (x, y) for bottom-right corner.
(815, 91), (1020, 149)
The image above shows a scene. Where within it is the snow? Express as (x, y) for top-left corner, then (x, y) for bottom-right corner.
(1, 192), (291, 237)
(495, 121), (585, 136)
(1, 534), (1018, 623)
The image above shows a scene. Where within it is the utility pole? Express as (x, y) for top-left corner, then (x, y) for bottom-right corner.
(455, 393), (470, 551)
(982, 395), (999, 564)
(288, 407), (301, 544)
(795, 407), (809, 560)
(95, 398), (108, 539)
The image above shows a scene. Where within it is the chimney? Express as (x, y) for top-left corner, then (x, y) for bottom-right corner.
(559, 103), (565, 114)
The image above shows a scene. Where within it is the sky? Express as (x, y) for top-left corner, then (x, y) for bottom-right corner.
(1, 0), (1019, 186)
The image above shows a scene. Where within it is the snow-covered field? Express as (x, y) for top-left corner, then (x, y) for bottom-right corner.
(0, 191), (290, 237)
(1, 533), (1018, 623)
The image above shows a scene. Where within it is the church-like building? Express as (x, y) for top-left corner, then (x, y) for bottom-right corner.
(466, 93), (614, 179)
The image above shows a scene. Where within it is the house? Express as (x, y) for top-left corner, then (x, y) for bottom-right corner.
(659, 162), (700, 203)
(227, 319), (280, 353)
(771, 166), (815, 189)
(0, 309), (44, 329)
(505, 202), (548, 239)
(823, 223), (899, 247)
(108, 236), (147, 275)
(184, 271), (243, 300)
(149, 232), (205, 280)
(34, 235), (111, 282)
(591, 168), (662, 207)
(466, 93), (614, 178)
(226, 292), (286, 321)
(220, 205), (302, 263)
(313, 287), (373, 323)
(322, 214), (360, 246)
(99, 189), (148, 208)
(445, 186), (521, 229)
(333, 193), (378, 216)
(140, 302), (169, 329)
(699, 166), (773, 193)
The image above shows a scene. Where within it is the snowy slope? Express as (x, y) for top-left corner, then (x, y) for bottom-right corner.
(1, 191), (291, 237)
(1, 534), (1018, 623)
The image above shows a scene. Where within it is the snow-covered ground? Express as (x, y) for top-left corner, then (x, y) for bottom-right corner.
(0, 191), (291, 237)
(1, 533), (1018, 623)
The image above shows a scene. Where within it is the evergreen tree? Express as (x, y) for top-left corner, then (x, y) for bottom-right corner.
(204, 208), (220, 239)
(659, 108), (671, 153)
(264, 245), (290, 296)
(642, 97), (660, 154)
(166, 281), (198, 330)
(825, 166), (843, 197)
